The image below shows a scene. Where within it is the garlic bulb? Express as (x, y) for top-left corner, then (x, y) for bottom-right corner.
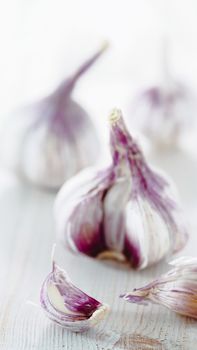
(132, 82), (196, 148)
(40, 260), (109, 332)
(55, 109), (188, 269)
(121, 257), (197, 319)
(131, 43), (196, 148)
(0, 43), (108, 189)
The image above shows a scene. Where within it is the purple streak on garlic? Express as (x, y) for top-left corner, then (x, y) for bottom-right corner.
(0, 43), (108, 189)
(55, 108), (188, 269)
(121, 256), (197, 319)
(40, 261), (109, 332)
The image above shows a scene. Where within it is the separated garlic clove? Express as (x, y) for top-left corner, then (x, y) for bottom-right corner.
(40, 260), (109, 332)
(55, 108), (188, 269)
(121, 256), (197, 319)
(0, 43), (108, 190)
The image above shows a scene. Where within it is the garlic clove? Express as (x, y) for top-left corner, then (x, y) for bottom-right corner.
(109, 109), (188, 267)
(124, 196), (171, 269)
(54, 167), (112, 254)
(40, 261), (109, 332)
(66, 193), (105, 257)
(103, 178), (131, 254)
(121, 256), (197, 319)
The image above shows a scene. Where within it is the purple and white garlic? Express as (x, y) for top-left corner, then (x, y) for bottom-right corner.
(0, 43), (108, 189)
(131, 46), (196, 148)
(55, 109), (188, 269)
(121, 256), (197, 319)
(132, 82), (196, 148)
(40, 260), (109, 332)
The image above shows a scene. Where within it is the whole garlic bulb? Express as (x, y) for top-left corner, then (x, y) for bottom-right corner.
(131, 43), (197, 149)
(55, 109), (188, 270)
(121, 257), (197, 319)
(0, 43), (108, 189)
(132, 82), (196, 148)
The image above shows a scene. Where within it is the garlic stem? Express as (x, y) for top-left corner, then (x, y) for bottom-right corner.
(72, 41), (109, 84)
(55, 41), (109, 99)
(109, 108), (122, 125)
(161, 36), (172, 88)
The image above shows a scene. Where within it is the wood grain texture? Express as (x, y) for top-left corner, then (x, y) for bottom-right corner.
(0, 163), (196, 350)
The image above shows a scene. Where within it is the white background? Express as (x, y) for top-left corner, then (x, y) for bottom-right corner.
(1, 0), (197, 121)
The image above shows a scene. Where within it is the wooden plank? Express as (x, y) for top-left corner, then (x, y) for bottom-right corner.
(0, 172), (196, 350)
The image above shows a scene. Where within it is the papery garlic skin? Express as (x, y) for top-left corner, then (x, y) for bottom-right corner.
(40, 262), (109, 332)
(55, 108), (188, 269)
(121, 257), (197, 319)
(0, 44), (108, 190)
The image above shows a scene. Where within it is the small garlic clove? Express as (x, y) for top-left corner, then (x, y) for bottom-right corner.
(40, 261), (109, 332)
(121, 256), (197, 319)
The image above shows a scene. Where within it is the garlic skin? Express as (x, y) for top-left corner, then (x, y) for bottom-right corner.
(121, 257), (197, 319)
(40, 261), (109, 332)
(55, 109), (188, 269)
(0, 43), (108, 189)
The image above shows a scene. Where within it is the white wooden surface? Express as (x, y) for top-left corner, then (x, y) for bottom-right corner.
(0, 148), (196, 350)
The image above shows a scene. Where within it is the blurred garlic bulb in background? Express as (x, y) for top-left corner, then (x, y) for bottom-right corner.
(55, 109), (188, 270)
(121, 257), (197, 319)
(130, 41), (197, 149)
(0, 43), (108, 189)
(40, 255), (109, 332)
